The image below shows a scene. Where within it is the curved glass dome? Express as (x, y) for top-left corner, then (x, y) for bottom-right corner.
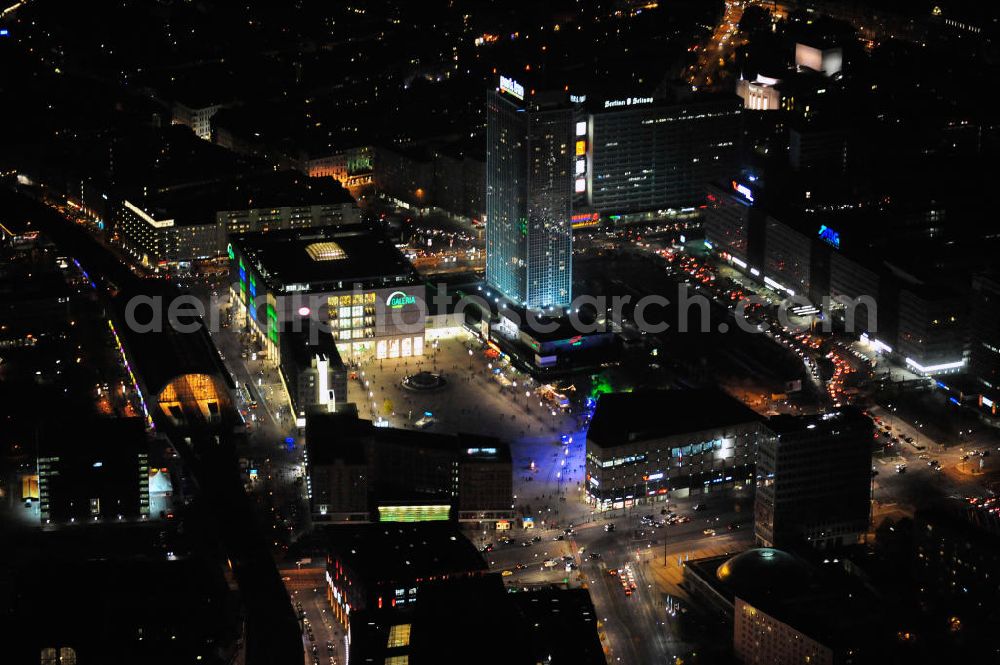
(716, 548), (811, 597)
(305, 241), (347, 261)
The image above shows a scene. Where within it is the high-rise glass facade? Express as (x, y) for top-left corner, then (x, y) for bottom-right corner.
(486, 87), (573, 309)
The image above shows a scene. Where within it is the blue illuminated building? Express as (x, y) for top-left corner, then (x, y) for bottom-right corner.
(485, 78), (573, 310)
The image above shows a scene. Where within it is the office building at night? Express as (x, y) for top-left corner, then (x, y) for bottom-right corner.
(485, 77), (573, 310)
(228, 225), (424, 363)
(10, 544), (246, 665)
(755, 409), (874, 550)
(896, 284), (968, 377)
(280, 327), (348, 424)
(306, 407), (513, 524)
(685, 548), (881, 665)
(171, 98), (228, 141)
(36, 418), (151, 525)
(346, 576), (605, 665)
(585, 389), (763, 509)
(115, 172), (359, 268)
(586, 94), (741, 215)
(703, 179), (973, 369)
(703, 179), (755, 264)
(970, 273), (1000, 415)
(322, 522), (487, 631)
(347, 575), (536, 665)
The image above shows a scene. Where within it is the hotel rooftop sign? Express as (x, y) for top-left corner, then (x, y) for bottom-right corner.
(499, 75), (525, 100)
(604, 96), (653, 109)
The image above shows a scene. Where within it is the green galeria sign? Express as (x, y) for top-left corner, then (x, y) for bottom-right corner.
(386, 291), (416, 309)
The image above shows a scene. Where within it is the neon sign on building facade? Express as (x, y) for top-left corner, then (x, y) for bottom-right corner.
(386, 290), (416, 309)
(499, 75), (524, 100)
(818, 224), (841, 249)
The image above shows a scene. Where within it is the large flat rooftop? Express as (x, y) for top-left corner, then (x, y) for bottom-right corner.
(232, 225), (419, 292)
(129, 170), (355, 226)
(587, 388), (760, 447)
(306, 409), (510, 467)
(324, 522), (487, 586)
(766, 407), (871, 438)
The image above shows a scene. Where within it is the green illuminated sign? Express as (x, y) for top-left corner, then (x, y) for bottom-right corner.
(378, 505), (450, 523)
(347, 155), (372, 174)
(386, 290), (416, 309)
(227, 243), (234, 260)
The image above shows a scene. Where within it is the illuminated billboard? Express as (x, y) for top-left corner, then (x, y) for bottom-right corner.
(731, 180), (754, 203)
(571, 212), (599, 229)
(818, 224), (840, 249)
(499, 75), (524, 100)
(378, 505), (451, 523)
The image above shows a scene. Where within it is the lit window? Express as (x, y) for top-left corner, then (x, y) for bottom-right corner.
(387, 624), (411, 648)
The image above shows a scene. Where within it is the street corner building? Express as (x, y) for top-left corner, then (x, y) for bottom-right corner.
(305, 406), (514, 525)
(755, 408), (875, 551)
(227, 225), (426, 364)
(585, 388), (764, 510)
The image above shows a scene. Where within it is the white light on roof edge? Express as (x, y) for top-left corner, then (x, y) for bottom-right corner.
(905, 357), (965, 374)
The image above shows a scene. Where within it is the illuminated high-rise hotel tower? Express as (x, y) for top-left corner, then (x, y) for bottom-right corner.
(485, 76), (573, 310)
